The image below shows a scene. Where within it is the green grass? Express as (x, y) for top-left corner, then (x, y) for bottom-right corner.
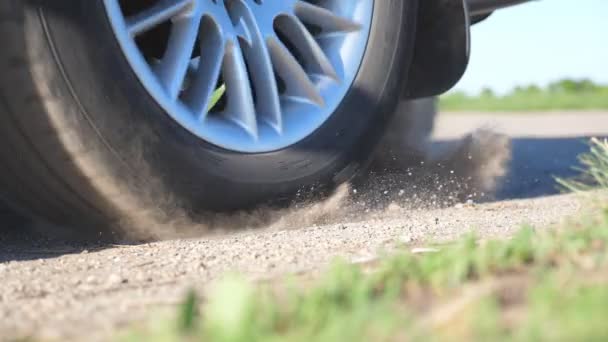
(440, 80), (608, 112)
(121, 225), (608, 341)
(558, 138), (608, 192)
(120, 139), (608, 342)
(208, 84), (226, 111)
(440, 90), (608, 112)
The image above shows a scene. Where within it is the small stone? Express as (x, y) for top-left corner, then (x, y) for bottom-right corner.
(107, 274), (125, 286)
(351, 254), (377, 264)
(412, 247), (440, 254)
(400, 235), (414, 244)
(387, 203), (401, 211)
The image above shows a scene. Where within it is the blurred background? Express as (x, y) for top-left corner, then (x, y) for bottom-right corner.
(422, 0), (608, 200)
(442, 0), (608, 111)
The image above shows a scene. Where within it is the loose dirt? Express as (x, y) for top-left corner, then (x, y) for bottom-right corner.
(1, 112), (606, 341)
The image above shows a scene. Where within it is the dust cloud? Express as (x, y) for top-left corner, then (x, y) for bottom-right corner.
(125, 99), (512, 241)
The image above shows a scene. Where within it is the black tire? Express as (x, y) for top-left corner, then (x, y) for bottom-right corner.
(0, 0), (418, 238)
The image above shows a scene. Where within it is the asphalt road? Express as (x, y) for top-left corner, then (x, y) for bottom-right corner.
(1, 112), (607, 340)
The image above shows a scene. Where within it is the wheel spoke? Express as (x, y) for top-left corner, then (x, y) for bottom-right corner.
(154, 15), (200, 99)
(275, 15), (339, 81)
(126, 0), (193, 36)
(294, 1), (361, 34)
(182, 20), (225, 119)
(243, 44), (283, 134)
(267, 36), (324, 106)
(229, 0), (283, 133)
(222, 41), (258, 139)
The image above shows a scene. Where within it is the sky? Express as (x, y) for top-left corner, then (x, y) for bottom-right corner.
(453, 0), (608, 95)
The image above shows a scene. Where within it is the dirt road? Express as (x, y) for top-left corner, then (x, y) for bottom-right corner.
(2, 112), (607, 340)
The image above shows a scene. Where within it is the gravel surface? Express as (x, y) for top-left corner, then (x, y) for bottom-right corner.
(1, 112), (607, 340)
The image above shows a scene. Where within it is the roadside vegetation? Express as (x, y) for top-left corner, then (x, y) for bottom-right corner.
(440, 79), (608, 112)
(121, 139), (608, 342)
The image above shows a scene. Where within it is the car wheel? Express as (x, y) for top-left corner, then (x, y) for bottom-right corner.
(0, 0), (417, 238)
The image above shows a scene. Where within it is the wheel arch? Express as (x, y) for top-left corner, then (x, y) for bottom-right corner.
(403, 0), (471, 99)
